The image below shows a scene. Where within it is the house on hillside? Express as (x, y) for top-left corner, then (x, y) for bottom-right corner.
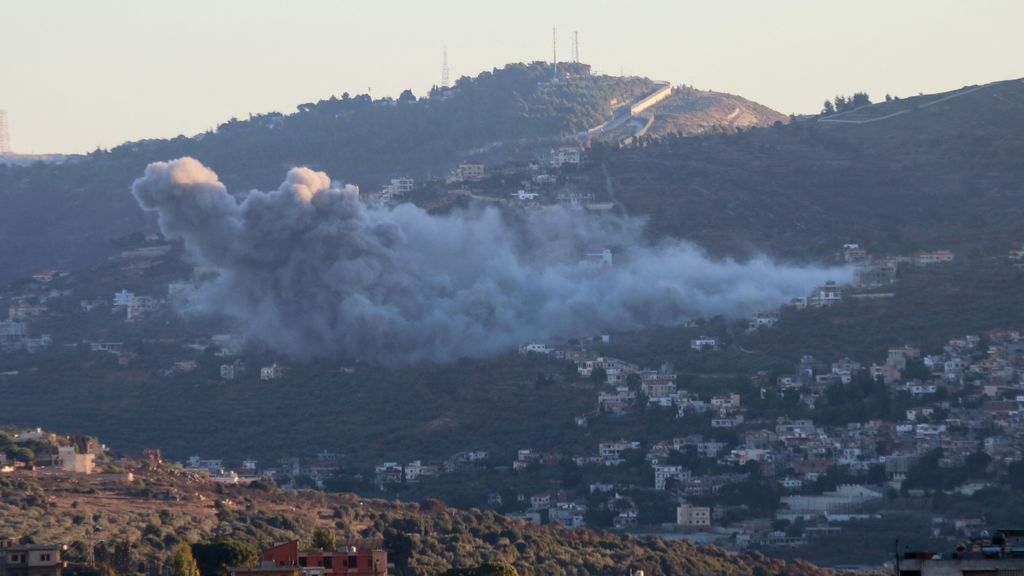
(677, 501), (712, 528)
(258, 540), (386, 576)
(913, 250), (955, 266)
(511, 190), (539, 201)
(854, 262), (897, 288)
(691, 336), (719, 352)
(57, 446), (95, 475)
(748, 311), (779, 331)
(0, 540), (66, 576)
(842, 244), (869, 263)
(260, 363), (285, 381)
(447, 163), (484, 183)
(550, 146), (582, 168)
(809, 281), (842, 308)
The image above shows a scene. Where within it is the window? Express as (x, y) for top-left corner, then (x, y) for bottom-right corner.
(298, 558), (307, 567)
(41, 554), (51, 562)
(323, 557), (332, 569)
(347, 556), (358, 569)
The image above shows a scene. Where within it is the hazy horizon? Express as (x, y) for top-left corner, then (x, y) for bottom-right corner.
(2, 0), (1023, 154)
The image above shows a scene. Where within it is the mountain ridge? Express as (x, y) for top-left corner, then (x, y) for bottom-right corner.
(0, 62), (784, 285)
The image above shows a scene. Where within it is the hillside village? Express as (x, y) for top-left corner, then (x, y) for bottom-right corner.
(3, 79), (1024, 569)
(2, 194), (1023, 564)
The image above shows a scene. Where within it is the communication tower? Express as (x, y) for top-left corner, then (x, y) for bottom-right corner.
(0, 110), (10, 155)
(441, 46), (450, 89)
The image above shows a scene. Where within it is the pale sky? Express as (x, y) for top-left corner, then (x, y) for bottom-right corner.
(2, 0), (1022, 154)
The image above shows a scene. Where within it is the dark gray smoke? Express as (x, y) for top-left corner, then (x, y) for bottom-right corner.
(132, 157), (850, 364)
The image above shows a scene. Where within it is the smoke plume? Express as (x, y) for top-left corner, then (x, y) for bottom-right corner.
(132, 157), (849, 364)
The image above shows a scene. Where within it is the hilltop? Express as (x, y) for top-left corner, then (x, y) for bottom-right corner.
(592, 85), (787, 145)
(0, 463), (830, 576)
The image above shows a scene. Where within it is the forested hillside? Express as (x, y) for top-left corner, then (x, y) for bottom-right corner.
(593, 78), (1024, 260)
(0, 62), (652, 284)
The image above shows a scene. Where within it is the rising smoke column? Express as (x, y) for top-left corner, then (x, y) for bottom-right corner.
(132, 157), (850, 364)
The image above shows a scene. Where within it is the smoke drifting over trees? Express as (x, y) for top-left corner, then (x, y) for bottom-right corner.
(132, 158), (848, 364)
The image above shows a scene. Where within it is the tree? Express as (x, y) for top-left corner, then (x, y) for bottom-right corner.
(851, 91), (872, 107)
(398, 89), (416, 104)
(625, 373), (642, 390)
(441, 563), (518, 576)
(191, 541), (258, 576)
(1009, 461), (1024, 491)
(171, 545), (200, 576)
(822, 100), (835, 115)
(964, 451), (992, 480)
(311, 527), (336, 552)
(112, 539), (134, 576)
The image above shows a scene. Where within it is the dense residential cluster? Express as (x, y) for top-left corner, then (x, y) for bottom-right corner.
(502, 321), (1024, 547)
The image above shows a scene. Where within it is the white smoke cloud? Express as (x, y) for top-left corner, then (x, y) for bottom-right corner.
(132, 157), (850, 364)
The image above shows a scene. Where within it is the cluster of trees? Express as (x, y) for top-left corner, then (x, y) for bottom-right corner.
(821, 92), (872, 114)
(901, 448), (993, 494)
(364, 505), (829, 576)
(3, 432), (54, 465)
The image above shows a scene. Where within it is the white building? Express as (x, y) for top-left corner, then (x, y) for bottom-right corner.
(691, 336), (719, 352)
(260, 363), (285, 381)
(519, 343), (553, 355)
(598, 440), (641, 461)
(780, 484), (883, 515)
(653, 464), (689, 490)
(749, 311), (779, 330)
(810, 281), (842, 308)
(382, 177), (414, 197)
(511, 190), (540, 201)
(551, 147), (582, 168)
(448, 163), (484, 182)
(113, 290), (135, 307)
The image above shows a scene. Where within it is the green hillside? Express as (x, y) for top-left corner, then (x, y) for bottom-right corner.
(592, 78), (1024, 260)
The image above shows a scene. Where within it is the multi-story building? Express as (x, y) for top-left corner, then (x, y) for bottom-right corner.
(676, 501), (711, 528)
(448, 163), (484, 183)
(260, 540), (387, 576)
